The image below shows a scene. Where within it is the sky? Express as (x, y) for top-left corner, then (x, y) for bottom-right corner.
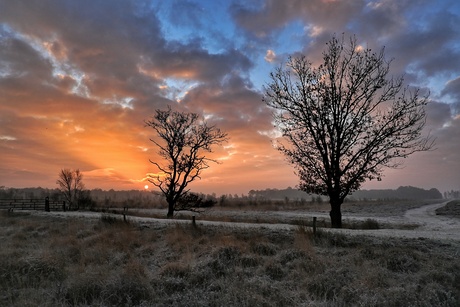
(1, 0), (460, 195)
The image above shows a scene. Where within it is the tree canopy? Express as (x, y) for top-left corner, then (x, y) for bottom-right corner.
(56, 168), (84, 210)
(264, 35), (434, 228)
(146, 106), (228, 217)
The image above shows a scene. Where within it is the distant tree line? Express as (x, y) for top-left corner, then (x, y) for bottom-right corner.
(0, 185), (444, 210)
(349, 186), (442, 200)
(444, 190), (460, 199)
(248, 186), (443, 202)
(0, 186), (96, 209)
(0, 187), (218, 209)
(248, 187), (312, 201)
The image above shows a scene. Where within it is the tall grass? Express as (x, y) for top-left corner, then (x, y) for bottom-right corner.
(0, 211), (459, 306)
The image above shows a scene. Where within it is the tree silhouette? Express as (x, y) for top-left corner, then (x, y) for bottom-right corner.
(264, 35), (434, 228)
(146, 106), (228, 218)
(56, 168), (84, 210)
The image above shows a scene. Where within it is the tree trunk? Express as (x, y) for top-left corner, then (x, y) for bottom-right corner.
(167, 201), (174, 218)
(329, 198), (342, 228)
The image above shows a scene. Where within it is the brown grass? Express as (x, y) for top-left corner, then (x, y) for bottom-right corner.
(0, 210), (459, 306)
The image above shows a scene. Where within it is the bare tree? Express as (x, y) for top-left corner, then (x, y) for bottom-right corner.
(264, 35), (434, 228)
(146, 106), (228, 218)
(56, 168), (85, 210)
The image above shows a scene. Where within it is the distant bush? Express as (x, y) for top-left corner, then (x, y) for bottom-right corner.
(99, 214), (133, 228)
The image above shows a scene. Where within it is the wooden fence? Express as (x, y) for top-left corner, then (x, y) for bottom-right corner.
(0, 198), (66, 212)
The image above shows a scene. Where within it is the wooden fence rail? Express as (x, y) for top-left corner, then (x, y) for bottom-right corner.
(0, 199), (66, 212)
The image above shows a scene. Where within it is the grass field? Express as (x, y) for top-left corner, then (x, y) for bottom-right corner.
(1, 210), (459, 306)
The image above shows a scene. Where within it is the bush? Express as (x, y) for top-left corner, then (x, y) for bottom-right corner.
(99, 214), (130, 226)
(264, 261), (285, 280)
(384, 249), (421, 273)
(361, 218), (380, 229)
(250, 242), (278, 256)
(208, 246), (242, 277)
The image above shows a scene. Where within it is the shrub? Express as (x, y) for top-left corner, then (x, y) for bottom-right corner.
(384, 249), (421, 273)
(99, 214), (126, 225)
(209, 246), (241, 277)
(63, 274), (103, 305)
(278, 249), (308, 265)
(264, 261), (285, 280)
(313, 230), (361, 248)
(160, 262), (191, 278)
(361, 218), (380, 229)
(307, 267), (356, 301)
(240, 255), (260, 268)
(250, 242), (278, 256)
(104, 274), (152, 305)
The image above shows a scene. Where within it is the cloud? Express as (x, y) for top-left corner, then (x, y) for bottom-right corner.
(231, 0), (363, 38)
(140, 44), (253, 82)
(264, 49), (276, 62)
(442, 77), (460, 99)
(1, 0), (460, 194)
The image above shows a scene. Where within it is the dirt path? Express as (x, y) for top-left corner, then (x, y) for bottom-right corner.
(334, 201), (460, 242)
(404, 201), (460, 231)
(28, 201), (460, 242)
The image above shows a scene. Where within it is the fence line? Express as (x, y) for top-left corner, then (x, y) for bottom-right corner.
(0, 198), (66, 212)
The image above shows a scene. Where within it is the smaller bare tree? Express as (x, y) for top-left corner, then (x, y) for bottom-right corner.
(146, 106), (228, 218)
(56, 168), (85, 210)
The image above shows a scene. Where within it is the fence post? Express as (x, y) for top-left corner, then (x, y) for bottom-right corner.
(313, 217), (317, 236)
(192, 216), (196, 227)
(62, 201), (66, 212)
(45, 197), (50, 212)
(123, 206), (128, 223)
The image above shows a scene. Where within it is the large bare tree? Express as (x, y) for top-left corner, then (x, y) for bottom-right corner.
(264, 35), (434, 228)
(146, 106), (228, 218)
(56, 168), (85, 210)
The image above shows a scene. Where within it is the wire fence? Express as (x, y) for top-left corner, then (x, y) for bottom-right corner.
(0, 198), (66, 211)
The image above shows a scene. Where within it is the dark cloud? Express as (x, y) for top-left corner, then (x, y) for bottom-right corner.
(0, 34), (52, 79)
(145, 43), (253, 82)
(382, 8), (460, 78)
(425, 101), (452, 129)
(442, 77), (460, 99)
(231, 0), (364, 38)
(441, 77), (460, 115)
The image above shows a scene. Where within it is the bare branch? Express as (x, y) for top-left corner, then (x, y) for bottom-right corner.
(264, 34), (434, 228)
(145, 105), (228, 217)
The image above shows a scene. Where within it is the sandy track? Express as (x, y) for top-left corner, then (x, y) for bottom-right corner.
(28, 201), (460, 242)
(404, 201), (460, 231)
(328, 201), (460, 241)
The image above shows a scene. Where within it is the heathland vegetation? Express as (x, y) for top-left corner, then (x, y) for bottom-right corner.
(1, 210), (459, 306)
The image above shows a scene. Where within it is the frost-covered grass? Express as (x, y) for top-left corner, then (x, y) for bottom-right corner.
(436, 200), (460, 217)
(107, 198), (440, 231)
(1, 210), (459, 306)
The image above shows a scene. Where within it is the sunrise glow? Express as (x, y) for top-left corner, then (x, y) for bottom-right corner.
(1, 1), (459, 195)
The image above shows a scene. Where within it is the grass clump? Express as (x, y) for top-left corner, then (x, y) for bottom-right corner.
(342, 218), (381, 229)
(99, 213), (130, 226)
(436, 200), (460, 217)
